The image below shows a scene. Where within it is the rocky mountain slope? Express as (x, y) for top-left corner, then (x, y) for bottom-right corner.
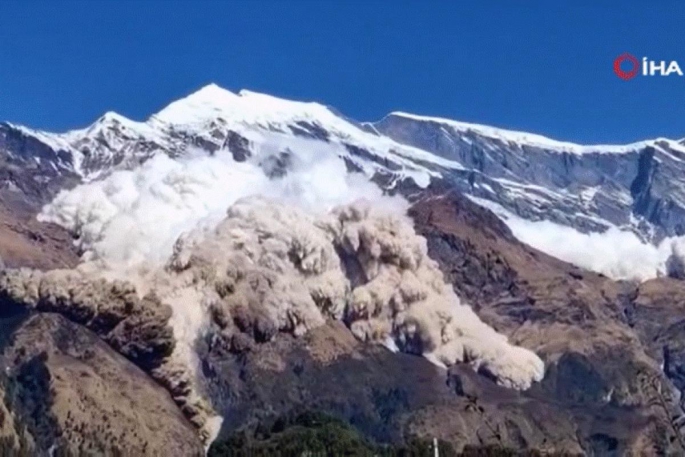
(374, 112), (685, 241)
(1, 85), (685, 455)
(0, 311), (203, 456)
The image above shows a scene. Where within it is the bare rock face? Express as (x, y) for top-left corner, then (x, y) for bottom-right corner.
(0, 311), (203, 456)
(0, 123), (82, 272)
(0, 269), (203, 454)
(628, 278), (685, 402)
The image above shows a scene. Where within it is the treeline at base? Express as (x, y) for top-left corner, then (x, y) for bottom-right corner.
(208, 411), (580, 457)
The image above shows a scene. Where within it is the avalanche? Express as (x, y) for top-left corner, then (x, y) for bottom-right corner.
(37, 129), (545, 439)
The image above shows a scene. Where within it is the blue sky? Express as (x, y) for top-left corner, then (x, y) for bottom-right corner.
(1, 1), (684, 143)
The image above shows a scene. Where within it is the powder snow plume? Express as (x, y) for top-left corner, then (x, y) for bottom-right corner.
(471, 196), (685, 282)
(36, 132), (544, 439)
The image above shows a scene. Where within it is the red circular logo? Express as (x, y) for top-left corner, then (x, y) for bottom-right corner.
(614, 53), (640, 80)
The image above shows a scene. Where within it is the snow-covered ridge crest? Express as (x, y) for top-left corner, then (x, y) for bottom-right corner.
(383, 111), (675, 155)
(150, 84), (337, 129)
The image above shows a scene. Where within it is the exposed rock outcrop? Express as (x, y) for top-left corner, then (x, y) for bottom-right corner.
(0, 311), (203, 455)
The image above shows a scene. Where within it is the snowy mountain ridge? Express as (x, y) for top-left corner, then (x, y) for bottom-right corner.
(3, 84), (464, 186)
(384, 111), (683, 155)
(10, 83), (676, 181)
(4, 83), (685, 278)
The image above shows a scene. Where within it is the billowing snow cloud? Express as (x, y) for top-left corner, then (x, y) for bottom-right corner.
(39, 133), (390, 269)
(507, 218), (670, 281)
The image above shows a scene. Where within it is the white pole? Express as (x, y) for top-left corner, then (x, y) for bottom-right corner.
(433, 437), (439, 457)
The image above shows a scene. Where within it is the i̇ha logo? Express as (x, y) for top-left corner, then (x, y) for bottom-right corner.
(614, 53), (684, 80)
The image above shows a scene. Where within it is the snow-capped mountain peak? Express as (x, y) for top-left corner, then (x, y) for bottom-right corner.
(150, 83), (241, 127)
(66, 111), (156, 140)
(149, 84), (336, 130)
